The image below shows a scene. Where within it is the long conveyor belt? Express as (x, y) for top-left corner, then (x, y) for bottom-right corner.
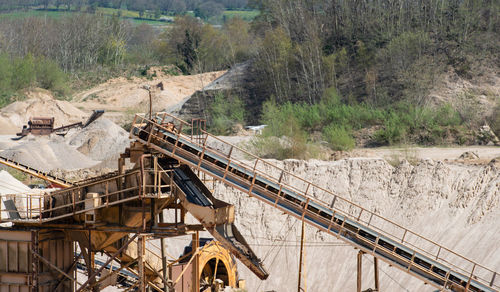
(130, 113), (500, 292)
(0, 154), (72, 187)
(170, 165), (269, 280)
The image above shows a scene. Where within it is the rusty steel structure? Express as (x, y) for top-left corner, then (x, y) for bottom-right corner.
(0, 114), (264, 292)
(0, 111), (498, 291)
(15, 110), (105, 138)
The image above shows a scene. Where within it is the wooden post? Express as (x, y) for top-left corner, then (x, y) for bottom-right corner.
(192, 232), (200, 292)
(374, 256), (380, 291)
(357, 251), (363, 292)
(148, 89), (153, 120)
(159, 212), (169, 292)
(138, 235), (146, 292)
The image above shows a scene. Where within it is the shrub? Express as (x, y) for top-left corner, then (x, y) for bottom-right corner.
(322, 124), (355, 151)
(0, 53), (12, 91)
(11, 54), (36, 91)
(35, 57), (69, 96)
(208, 92), (245, 135)
(488, 102), (500, 137)
(0, 53), (70, 105)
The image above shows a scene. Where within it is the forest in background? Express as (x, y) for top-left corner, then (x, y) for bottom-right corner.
(0, 0), (499, 156)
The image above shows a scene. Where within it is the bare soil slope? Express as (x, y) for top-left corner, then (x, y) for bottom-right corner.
(72, 70), (225, 124)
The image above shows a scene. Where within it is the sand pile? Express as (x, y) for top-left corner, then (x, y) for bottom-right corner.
(67, 118), (130, 162)
(0, 116), (17, 135)
(0, 170), (31, 195)
(0, 89), (86, 134)
(0, 136), (99, 172)
(0, 170), (31, 223)
(205, 158), (500, 291)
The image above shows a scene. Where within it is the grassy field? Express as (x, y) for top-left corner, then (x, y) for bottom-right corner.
(0, 7), (258, 25)
(0, 7), (170, 25)
(0, 9), (72, 19)
(223, 10), (259, 21)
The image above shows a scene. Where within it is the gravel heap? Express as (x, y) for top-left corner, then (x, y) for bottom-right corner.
(0, 136), (99, 172)
(66, 118), (130, 162)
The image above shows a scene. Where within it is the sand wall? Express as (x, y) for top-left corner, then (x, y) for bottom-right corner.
(209, 158), (500, 291)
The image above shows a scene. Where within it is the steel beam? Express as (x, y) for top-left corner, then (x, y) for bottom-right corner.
(77, 233), (138, 292)
(31, 230), (39, 292)
(138, 235), (146, 292)
(357, 251), (363, 292)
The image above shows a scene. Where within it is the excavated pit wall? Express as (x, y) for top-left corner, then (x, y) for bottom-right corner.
(208, 158), (500, 291)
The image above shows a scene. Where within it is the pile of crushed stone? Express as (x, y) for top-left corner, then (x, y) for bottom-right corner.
(0, 136), (99, 172)
(66, 118), (130, 162)
(0, 116), (130, 172)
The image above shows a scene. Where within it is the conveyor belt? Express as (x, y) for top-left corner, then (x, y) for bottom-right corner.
(130, 113), (500, 292)
(0, 154), (72, 188)
(171, 165), (269, 280)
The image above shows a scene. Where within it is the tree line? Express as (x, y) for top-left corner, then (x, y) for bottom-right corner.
(246, 0), (499, 107)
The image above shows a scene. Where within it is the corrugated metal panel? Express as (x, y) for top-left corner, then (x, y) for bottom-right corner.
(0, 230), (74, 292)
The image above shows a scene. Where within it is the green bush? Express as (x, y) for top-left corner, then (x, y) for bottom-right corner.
(374, 103), (464, 145)
(35, 57), (69, 96)
(255, 87), (466, 158)
(0, 53), (70, 106)
(320, 87), (385, 129)
(208, 92), (245, 135)
(488, 102), (500, 138)
(11, 54), (36, 91)
(322, 124), (355, 151)
(374, 112), (408, 144)
(0, 53), (12, 91)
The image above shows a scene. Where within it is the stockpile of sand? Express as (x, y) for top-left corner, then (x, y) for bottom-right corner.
(0, 89), (86, 134)
(67, 118), (130, 162)
(0, 116), (17, 135)
(0, 136), (99, 172)
(0, 170), (31, 195)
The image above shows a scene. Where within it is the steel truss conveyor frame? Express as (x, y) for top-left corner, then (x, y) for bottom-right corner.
(130, 113), (500, 292)
(0, 155), (72, 187)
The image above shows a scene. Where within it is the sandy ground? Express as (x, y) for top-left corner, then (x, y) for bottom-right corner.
(72, 70), (225, 125)
(211, 134), (500, 164)
(0, 70), (224, 135)
(0, 117), (129, 172)
(352, 145), (500, 163)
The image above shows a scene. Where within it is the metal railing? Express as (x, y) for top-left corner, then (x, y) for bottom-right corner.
(130, 112), (500, 292)
(0, 163), (177, 224)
